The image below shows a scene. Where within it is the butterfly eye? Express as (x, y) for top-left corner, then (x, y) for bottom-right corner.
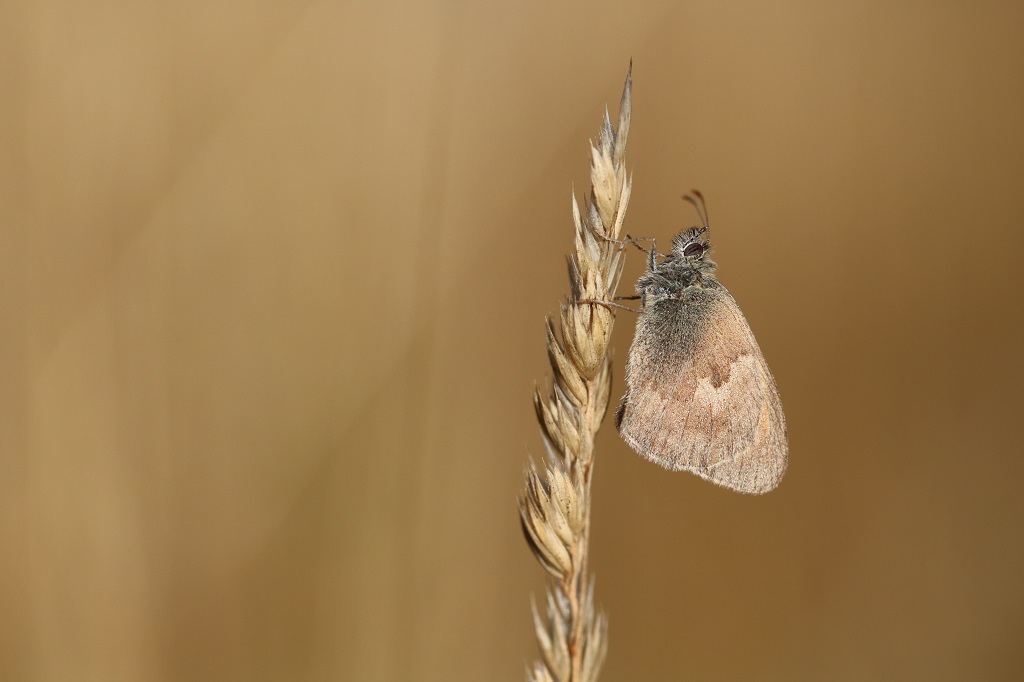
(683, 242), (704, 258)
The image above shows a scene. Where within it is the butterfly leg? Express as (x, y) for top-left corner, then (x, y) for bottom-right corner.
(576, 299), (640, 313)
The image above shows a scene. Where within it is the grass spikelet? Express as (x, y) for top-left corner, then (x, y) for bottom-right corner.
(520, 64), (632, 682)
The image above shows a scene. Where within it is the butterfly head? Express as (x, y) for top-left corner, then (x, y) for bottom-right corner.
(671, 226), (710, 261)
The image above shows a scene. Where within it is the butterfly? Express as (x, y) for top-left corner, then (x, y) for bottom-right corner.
(615, 192), (788, 494)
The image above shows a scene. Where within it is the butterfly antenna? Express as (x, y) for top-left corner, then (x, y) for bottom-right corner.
(682, 189), (710, 241)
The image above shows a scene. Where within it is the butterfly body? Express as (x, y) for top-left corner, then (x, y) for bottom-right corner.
(616, 224), (788, 494)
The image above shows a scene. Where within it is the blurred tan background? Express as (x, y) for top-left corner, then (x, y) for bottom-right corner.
(2, 1), (1023, 680)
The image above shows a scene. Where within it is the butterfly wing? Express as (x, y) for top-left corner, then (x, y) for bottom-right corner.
(616, 283), (787, 494)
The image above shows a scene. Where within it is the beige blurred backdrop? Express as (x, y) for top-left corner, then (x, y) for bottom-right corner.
(3, 1), (1024, 680)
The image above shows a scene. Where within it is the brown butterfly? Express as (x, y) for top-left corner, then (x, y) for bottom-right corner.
(615, 191), (787, 494)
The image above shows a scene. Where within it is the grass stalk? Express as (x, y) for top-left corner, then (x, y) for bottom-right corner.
(519, 66), (632, 682)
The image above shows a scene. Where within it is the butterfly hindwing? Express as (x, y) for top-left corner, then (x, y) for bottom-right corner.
(616, 283), (787, 494)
